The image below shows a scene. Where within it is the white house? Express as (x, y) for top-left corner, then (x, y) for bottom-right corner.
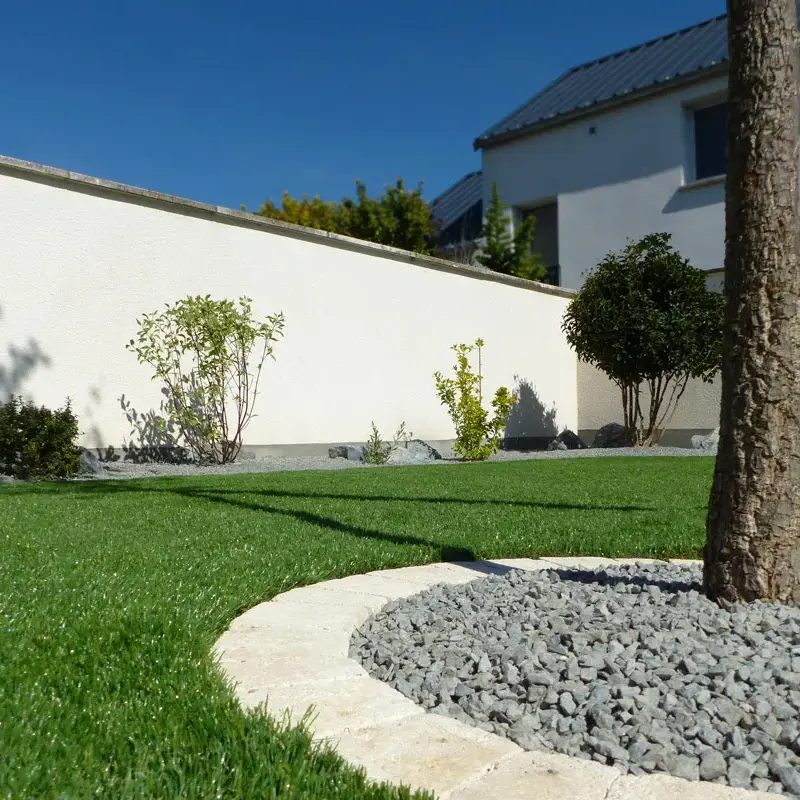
(435, 12), (731, 293)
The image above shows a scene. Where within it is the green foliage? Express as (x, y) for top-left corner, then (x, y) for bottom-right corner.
(475, 183), (546, 281)
(0, 395), (80, 479)
(362, 421), (412, 465)
(255, 179), (438, 255)
(126, 295), (285, 464)
(433, 338), (515, 461)
(363, 422), (392, 465)
(258, 191), (351, 235)
(562, 232), (724, 446)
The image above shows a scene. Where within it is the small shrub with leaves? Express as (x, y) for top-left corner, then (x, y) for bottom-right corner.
(433, 339), (515, 461)
(126, 295), (285, 464)
(362, 421), (412, 465)
(0, 395), (81, 479)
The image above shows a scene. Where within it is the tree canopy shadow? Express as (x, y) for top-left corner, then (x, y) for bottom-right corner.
(34, 479), (656, 514)
(0, 305), (51, 402)
(503, 376), (558, 451)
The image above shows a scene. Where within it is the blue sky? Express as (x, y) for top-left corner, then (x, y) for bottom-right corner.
(1, 0), (724, 210)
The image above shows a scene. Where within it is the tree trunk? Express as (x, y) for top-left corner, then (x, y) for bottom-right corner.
(705, 0), (800, 604)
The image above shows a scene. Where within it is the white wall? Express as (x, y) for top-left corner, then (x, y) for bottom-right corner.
(482, 76), (728, 290)
(0, 159), (577, 452)
(577, 362), (720, 444)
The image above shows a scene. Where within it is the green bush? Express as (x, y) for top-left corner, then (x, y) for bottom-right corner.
(433, 339), (515, 461)
(561, 233), (724, 446)
(126, 295), (285, 464)
(0, 395), (81, 479)
(362, 421), (411, 465)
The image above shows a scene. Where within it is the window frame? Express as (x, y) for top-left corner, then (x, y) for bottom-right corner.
(685, 94), (729, 183)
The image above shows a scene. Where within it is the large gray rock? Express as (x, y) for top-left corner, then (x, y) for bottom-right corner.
(555, 429), (587, 450)
(327, 445), (364, 461)
(79, 450), (106, 476)
(388, 439), (442, 464)
(547, 439), (568, 451)
(591, 423), (634, 449)
(691, 427), (719, 453)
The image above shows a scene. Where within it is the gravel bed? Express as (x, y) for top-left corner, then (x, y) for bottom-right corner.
(351, 563), (800, 796)
(0, 444), (711, 483)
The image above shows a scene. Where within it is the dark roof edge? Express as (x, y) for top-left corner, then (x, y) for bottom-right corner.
(0, 153), (576, 300)
(430, 170), (482, 208)
(474, 63), (728, 151)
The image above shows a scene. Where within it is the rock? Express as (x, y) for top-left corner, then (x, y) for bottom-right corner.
(388, 439), (442, 464)
(700, 749), (728, 781)
(774, 764), (800, 795)
(79, 449), (105, 476)
(558, 692), (577, 716)
(549, 430), (587, 450)
(327, 445), (364, 461)
(591, 423), (634, 449)
(727, 759), (755, 789)
(663, 753), (700, 782)
(691, 427), (719, 453)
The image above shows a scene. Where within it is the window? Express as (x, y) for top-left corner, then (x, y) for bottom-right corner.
(693, 102), (729, 180)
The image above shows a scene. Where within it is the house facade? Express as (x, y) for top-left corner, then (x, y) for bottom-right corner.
(429, 13), (737, 444)
(436, 13), (733, 293)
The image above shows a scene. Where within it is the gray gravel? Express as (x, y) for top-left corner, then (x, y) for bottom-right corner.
(37, 444), (712, 482)
(350, 563), (800, 796)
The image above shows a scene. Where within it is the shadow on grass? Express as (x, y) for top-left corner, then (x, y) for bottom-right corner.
(5, 477), (663, 569)
(172, 485), (477, 561)
(32, 478), (656, 514)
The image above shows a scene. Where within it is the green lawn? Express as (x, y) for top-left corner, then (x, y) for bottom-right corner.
(0, 456), (713, 798)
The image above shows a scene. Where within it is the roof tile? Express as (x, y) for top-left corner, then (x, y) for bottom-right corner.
(475, 13), (730, 148)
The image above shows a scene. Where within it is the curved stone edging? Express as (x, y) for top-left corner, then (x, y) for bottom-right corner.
(214, 558), (773, 800)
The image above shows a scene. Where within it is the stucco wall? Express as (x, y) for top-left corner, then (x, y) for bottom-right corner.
(577, 361), (721, 446)
(0, 157), (577, 453)
(481, 76), (728, 290)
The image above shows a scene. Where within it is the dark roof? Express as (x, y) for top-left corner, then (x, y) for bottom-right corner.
(475, 13), (729, 149)
(429, 170), (483, 229)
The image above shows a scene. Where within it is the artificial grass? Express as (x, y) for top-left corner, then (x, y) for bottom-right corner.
(0, 456), (714, 798)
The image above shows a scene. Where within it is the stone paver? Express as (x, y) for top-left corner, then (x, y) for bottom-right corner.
(538, 556), (622, 569)
(440, 750), (620, 800)
(214, 557), (774, 800)
(325, 713), (519, 797)
(260, 675), (423, 738)
(606, 773), (773, 800)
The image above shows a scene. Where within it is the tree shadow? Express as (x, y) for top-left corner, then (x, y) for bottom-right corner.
(166, 485), (476, 560)
(0, 306), (51, 402)
(36, 479), (655, 514)
(558, 567), (701, 593)
(503, 376), (559, 451)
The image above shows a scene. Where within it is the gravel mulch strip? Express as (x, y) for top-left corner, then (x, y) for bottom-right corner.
(351, 563), (800, 796)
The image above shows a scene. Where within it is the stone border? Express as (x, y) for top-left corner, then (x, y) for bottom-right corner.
(214, 558), (772, 800)
(0, 153), (574, 299)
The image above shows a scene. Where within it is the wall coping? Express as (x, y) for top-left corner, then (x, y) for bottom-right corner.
(0, 153), (576, 300)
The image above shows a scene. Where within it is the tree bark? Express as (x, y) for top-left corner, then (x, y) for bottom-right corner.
(705, 0), (800, 604)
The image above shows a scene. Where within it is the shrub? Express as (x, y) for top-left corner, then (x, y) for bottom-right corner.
(126, 295), (285, 464)
(433, 339), (515, 461)
(0, 395), (80, 479)
(256, 179), (439, 255)
(475, 183), (545, 281)
(362, 421), (412, 465)
(562, 233), (724, 446)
